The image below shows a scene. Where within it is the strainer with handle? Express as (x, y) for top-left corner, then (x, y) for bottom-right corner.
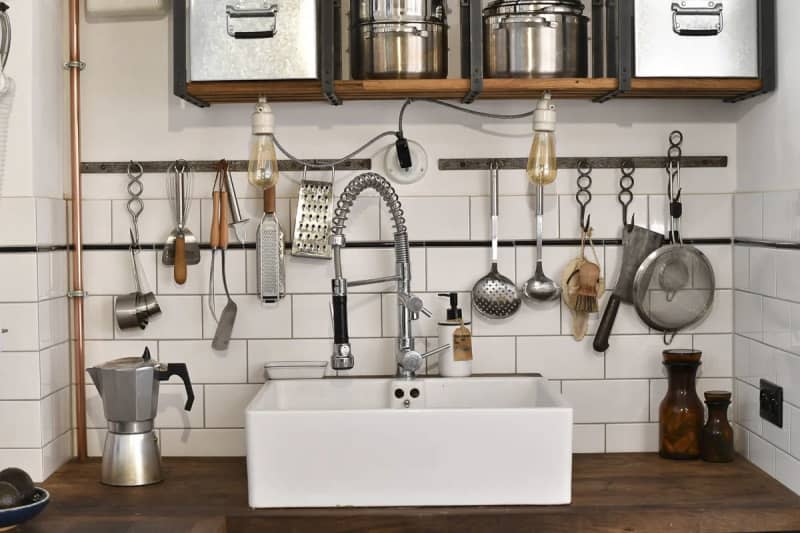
(472, 163), (522, 319)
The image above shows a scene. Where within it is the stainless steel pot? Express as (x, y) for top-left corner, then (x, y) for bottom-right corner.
(356, 21), (447, 79)
(483, 0), (589, 78)
(359, 0), (445, 23)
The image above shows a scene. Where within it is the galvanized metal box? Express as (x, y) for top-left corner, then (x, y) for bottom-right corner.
(634, 0), (758, 78)
(186, 0), (319, 81)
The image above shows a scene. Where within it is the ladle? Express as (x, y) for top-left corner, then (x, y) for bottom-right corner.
(523, 184), (561, 302)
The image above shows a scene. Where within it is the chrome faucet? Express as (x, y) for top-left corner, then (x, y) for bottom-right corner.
(329, 173), (449, 378)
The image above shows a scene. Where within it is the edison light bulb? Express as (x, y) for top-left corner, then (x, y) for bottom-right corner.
(248, 96), (280, 189)
(526, 92), (557, 185)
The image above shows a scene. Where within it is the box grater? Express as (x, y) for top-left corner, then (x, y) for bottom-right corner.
(292, 172), (334, 259)
(257, 187), (285, 303)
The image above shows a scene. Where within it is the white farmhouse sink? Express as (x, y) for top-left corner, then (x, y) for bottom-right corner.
(246, 376), (572, 508)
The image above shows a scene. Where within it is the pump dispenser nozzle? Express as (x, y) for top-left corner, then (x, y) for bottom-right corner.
(438, 292), (463, 321)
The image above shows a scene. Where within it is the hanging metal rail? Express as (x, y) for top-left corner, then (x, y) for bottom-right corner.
(438, 156), (727, 171)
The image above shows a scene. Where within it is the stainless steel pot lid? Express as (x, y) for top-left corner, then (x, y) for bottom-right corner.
(483, 0), (585, 16)
(632, 245), (715, 335)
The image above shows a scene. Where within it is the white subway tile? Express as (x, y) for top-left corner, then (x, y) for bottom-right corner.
(564, 195), (647, 240)
(0, 401), (42, 447)
(40, 388), (71, 445)
(83, 250), (158, 295)
(205, 384), (260, 428)
(471, 195), (558, 240)
(791, 405), (800, 460)
(87, 428), (106, 458)
(37, 251), (68, 301)
(248, 339), (335, 382)
(606, 423), (658, 453)
(670, 194), (732, 239)
(762, 402), (791, 453)
(734, 193), (763, 240)
(517, 336), (603, 379)
(0, 254), (37, 302)
(161, 429), (245, 457)
(157, 248), (245, 296)
(70, 200), (112, 245)
(35, 198), (68, 247)
(202, 294), (291, 340)
(381, 197), (469, 241)
(749, 247), (776, 297)
(777, 352), (800, 408)
(337, 338), (398, 376)
(84, 295), (114, 340)
(764, 298), (792, 352)
(562, 380), (649, 424)
(159, 340), (247, 384)
(735, 379), (762, 435)
(0, 303), (38, 351)
(775, 450), (800, 496)
(427, 246), (516, 292)
(155, 383), (204, 429)
(693, 334), (733, 378)
(40, 343), (70, 398)
(734, 423), (749, 457)
(0, 353), (39, 399)
(763, 191), (800, 242)
(734, 291), (762, 340)
(0, 198), (37, 246)
(293, 293), (381, 339)
(606, 335), (690, 379)
(748, 432), (776, 476)
(0, 450), (43, 484)
(734, 246), (749, 290)
(42, 431), (73, 480)
(117, 295), (203, 340)
(85, 385), (105, 429)
(38, 297), (69, 349)
(573, 424), (605, 453)
(776, 249), (800, 303)
(470, 336), (515, 374)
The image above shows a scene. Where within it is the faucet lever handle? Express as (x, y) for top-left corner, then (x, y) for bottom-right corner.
(421, 344), (451, 360)
(399, 292), (431, 318)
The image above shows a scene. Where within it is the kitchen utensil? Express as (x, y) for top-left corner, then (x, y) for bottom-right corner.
(115, 230), (161, 330)
(562, 257), (605, 341)
(162, 160), (200, 284)
(220, 159), (249, 243)
(264, 361), (328, 380)
(87, 347), (194, 486)
(257, 186), (285, 303)
(472, 164), (521, 319)
(208, 169), (222, 324)
(592, 225), (663, 352)
(212, 196), (238, 350)
(483, 0), (589, 78)
(634, 0), (758, 78)
(292, 166), (334, 259)
(523, 184), (561, 302)
(355, 21), (448, 79)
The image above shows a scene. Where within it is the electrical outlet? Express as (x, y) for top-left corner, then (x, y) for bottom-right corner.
(760, 379), (783, 428)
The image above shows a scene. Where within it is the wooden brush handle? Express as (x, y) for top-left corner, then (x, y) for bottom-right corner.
(264, 186), (276, 215)
(210, 191), (221, 250)
(577, 262), (601, 297)
(219, 191), (229, 250)
(174, 234), (187, 285)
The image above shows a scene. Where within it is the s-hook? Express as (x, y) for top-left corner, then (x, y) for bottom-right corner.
(126, 161), (145, 246)
(618, 159), (636, 231)
(576, 160), (592, 234)
(666, 130), (684, 244)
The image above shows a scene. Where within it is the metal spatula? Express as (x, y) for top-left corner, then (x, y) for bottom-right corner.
(212, 188), (237, 350)
(163, 160), (201, 284)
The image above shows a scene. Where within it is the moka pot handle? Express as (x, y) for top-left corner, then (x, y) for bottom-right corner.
(157, 363), (195, 411)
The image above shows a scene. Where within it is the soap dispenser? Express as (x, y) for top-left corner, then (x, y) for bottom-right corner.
(437, 293), (472, 377)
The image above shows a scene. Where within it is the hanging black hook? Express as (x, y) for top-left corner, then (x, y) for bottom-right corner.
(576, 160), (593, 233)
(619, 159), (636, 231)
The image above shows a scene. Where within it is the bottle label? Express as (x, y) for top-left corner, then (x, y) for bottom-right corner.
(453, 325), (473, 362)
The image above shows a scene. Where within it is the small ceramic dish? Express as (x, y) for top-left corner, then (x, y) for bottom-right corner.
(0, 488), (50, 531)
(264, 361), (328, 380)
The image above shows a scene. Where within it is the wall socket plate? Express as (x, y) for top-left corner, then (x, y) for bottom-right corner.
(760, 379), (783, 428)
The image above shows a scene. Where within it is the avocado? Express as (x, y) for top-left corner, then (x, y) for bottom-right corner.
(0, 468), (35, 503)
(0, 481), (22, 509)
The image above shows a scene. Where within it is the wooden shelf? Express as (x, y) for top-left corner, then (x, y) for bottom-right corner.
(185, 77), (762, 104)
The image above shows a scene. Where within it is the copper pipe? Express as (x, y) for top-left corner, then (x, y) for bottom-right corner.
(68, 0), (87, 461)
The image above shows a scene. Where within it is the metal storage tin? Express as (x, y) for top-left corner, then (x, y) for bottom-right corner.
(483, 0), (589, 78)
(356, 21), (447, 79)
(634, 0), (758, 78)
(187, 0), (319, 81)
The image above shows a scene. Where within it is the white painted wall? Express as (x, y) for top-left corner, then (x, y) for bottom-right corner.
(733, 0), (800, 498)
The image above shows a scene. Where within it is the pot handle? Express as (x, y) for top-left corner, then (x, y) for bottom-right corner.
(157, 363), (195, 411)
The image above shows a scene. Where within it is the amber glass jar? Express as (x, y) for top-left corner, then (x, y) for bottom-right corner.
(701, 390), (734, 463)
(659, 349), (703, 460)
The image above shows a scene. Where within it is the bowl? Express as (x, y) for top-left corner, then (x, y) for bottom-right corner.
(0, 488), (50, 530)
(264, 361), (328, 380)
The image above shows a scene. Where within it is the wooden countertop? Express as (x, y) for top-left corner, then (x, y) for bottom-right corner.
(15, 454), (800, 533)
